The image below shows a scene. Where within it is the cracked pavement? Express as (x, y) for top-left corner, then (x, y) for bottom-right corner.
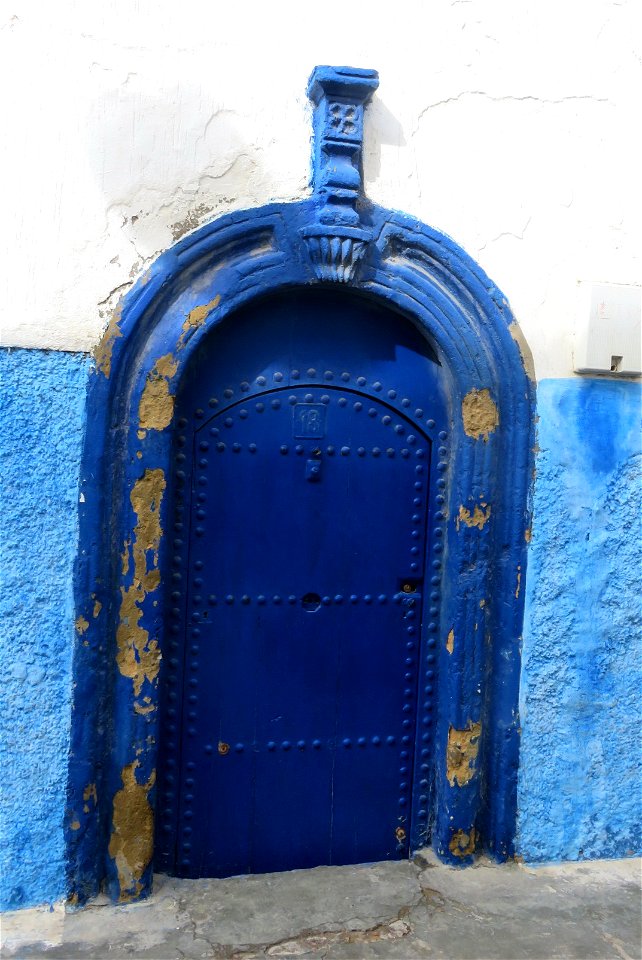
(1, 856), (640, 959)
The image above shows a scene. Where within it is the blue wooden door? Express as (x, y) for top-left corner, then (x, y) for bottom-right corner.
(157, 290), (446, 878)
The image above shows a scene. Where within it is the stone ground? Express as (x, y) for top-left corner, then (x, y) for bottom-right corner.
(1, 855), (640, 960)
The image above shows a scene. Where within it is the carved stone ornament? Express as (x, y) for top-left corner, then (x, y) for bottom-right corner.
(301, 65), (379, 282)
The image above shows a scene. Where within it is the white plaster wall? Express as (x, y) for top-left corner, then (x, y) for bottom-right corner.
(1, 0), (640, 378)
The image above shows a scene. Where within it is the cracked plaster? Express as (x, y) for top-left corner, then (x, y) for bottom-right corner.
(2, 0), (640, 377)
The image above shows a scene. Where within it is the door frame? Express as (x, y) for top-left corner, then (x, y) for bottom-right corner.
(67, 198), (535, 903)
(66, 68), (535, 905)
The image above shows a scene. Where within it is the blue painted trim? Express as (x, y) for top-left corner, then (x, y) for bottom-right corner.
(66, 68), (535, 903)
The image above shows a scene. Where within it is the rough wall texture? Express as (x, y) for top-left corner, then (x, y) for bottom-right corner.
(0, 349), (90, 909)
(517, 378), (642, 861)
(1, 358), (641, 908)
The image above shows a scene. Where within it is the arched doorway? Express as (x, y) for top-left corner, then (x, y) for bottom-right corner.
(66, 66), (535, 904)
(154, 288), (450, 877)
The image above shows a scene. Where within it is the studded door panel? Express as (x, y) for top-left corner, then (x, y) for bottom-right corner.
(155, 288), (449, 878)
(174, 389), (428, 877)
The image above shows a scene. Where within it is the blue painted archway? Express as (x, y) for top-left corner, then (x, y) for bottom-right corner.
(66, 66), (535, 904)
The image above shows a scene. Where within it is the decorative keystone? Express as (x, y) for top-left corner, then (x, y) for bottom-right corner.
(302, 65), (379, 282)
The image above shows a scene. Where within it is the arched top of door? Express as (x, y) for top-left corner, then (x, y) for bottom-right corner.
(92, 65), (534, 429)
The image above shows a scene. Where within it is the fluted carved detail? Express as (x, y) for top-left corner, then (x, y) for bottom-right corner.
(301, 228), (369, 283)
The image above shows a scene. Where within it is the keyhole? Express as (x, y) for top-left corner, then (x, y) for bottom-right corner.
(302, 593), (322, 612)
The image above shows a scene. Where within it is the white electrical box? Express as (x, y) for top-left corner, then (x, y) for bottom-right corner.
(574, 282), (641, 376)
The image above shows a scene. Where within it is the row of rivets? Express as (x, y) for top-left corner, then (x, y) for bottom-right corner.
(170, 442), (193, 866)
(201, 442), (426, 459)
(191, 593), (400, 606)
(408, 459), (426, 573)
(157, 445), (192, 864)
(203, 401), (432, 437)
(178, 413), (208, 868)
(411, 432), (449, 826)
(200, 735), (401, 754)
(184, 385), (445, 436)
(181, 552), (199, 865)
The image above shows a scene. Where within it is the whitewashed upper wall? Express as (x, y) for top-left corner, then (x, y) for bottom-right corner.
(1, 0), (639, 378)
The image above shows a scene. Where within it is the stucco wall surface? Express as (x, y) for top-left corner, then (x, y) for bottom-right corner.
(2, 0), (640, 378)
(1, 365), (640, 906)
(0, 349), (90, 909)
(517, 378), (642, 862)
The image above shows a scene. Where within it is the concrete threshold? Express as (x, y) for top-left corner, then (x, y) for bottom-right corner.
(1, 856), (640, 959)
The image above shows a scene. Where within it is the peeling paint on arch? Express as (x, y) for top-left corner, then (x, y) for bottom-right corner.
(456, 503), (491, 530)
(447, 722), (482, 787)
(134, 697), (156, 716)
(83, 783), (98, 810)
(462, 388), (499, 440)
(116, 470), (165, 697)
(449, 827), (477, 858)
(178, 294), (220, 349)
(446, 628), (454, 654)
(508, 321), (536, 383)
(94, 305), (123, 379)
(138, 354), (179, 432)
(108, 761), (156, 901)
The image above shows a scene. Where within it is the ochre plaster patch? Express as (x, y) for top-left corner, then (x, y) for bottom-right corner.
(94, 305), (123, 378)
(121, 538), (131, 577)
(449, 827), (477, 858)
(447, 721), (482, 787)
(75, 615), (89, 635)
(92, 599), (102, 618)
(83, 782), (98, 813)
(456, 503), (491, 530)
(138, 354), (179, 431)
(178, 295), (220, 348)
(515, 565), (522, 598)
(116, 470), (165, 696)
(134, 700), (156, 716)
(508, 322), (536, 382)
(462, 388), (499, 440)
(446, 628), (454, 654)
(83, 783), (98, 805)
(108, 761), (156, 901)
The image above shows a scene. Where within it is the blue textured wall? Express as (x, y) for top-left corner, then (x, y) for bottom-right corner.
(517, 378), (642, 862)
(0, 348), (90, 909)
(1, 353), (640, 907)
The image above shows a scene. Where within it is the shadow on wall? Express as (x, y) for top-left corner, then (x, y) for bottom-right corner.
(363, 94), (406, 182)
